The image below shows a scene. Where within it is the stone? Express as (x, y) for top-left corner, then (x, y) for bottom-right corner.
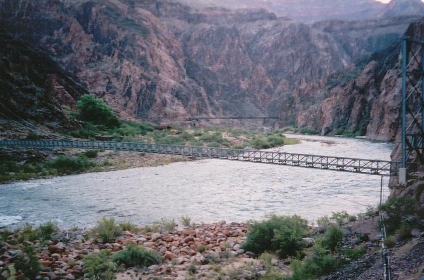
(148, 264), (159, 272)
(174, 257), (185, 265)
(1, 270), (9, 278)
(151, 233), (162, 241)
(164, 251), (175, 260)
(183, 236), (194, 244)
(65, 274), (75, 280)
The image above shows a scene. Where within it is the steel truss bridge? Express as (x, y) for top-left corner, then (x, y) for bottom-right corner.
(0, 140), (399, 176)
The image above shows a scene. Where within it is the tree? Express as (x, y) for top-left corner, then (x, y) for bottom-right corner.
(76, 94), (120, 128)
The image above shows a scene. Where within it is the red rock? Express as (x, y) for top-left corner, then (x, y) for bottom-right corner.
(183, 236), (194, 244)
(164, 251), (175, 260)
(163, 235), (174, 242)
(48, 245), (64, 254)
(182, 229), (196, 236)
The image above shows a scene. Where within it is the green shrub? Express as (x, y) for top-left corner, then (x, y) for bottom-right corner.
(322, 226), (344, 252)
(26, 130), (40, 140)
(242, 215), (308, 258)
(112, 244), (162, 268)
(181, 216), (191, 227)
(267, 134), (285, 147)
(119, 221), (138, 232)
(158, 218), (177, 231)
(37, 221), (59, 241)
(45, 155), (95, 174)
(14, 246), (41, 279)
(0, 229), (13, 241)
(340, 246), (366, 260)
(384, 237), (395, 248)
(331, 211), (349, 226)
(84, 150), (99, 158)
(249, 137), (271, 149)
(83, 250), (116, 280)
(285, 246), (342, 280)
(259, 252), (273, 272)
(197, 244), (206, 253)
(93, 217), (123, 243)
(206, 141), (221, 147)
(188, 264), (197, 275)
(315, 215), (332, 231)
(77, 94), (120, 128)
(379, 196), (415, 235)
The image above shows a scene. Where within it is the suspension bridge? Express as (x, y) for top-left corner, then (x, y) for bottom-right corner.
(0, 139), (399, 176)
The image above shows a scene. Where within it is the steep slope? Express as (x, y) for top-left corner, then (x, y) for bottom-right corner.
(0, 0), (419, 140)
(173, 0), (387, 22)
(383, 0), (424, 17)
(173, 0), (424, 23)
(314, 18), (424, 141)
(0, 33), (86, 138)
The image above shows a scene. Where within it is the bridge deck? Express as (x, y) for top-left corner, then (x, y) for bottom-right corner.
(0, 140), (399, 176)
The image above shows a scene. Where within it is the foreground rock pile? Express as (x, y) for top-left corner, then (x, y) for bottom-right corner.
(0, 221), (282, 280)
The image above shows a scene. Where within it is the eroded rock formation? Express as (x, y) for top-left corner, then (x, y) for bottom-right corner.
(0, 0), (421, 140)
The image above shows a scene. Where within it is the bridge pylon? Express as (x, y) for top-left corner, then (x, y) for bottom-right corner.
(401, 36), (424, 183)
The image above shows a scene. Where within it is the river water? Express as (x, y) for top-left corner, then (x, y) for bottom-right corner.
(0, 135), (395, 229)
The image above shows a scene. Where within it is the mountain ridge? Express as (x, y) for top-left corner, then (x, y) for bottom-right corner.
(0, 0), (422, 141)
(171, 0), (424, 22)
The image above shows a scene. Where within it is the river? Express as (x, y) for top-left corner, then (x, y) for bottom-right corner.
(0, 135), (395, 229)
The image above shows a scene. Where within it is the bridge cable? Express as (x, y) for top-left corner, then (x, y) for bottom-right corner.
(379, 175), (391, 280)
(0, 103), (51, 138)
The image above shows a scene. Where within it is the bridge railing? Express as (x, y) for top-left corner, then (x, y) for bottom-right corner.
(0, 140), (400, 176)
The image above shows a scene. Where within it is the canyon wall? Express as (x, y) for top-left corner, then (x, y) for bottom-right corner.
(0, 0), (421, 140)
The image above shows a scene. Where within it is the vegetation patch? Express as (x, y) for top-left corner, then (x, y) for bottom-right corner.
(112, 244), (162, 268)
(242, 214), (309, 258)
(92, 217), (123, 243)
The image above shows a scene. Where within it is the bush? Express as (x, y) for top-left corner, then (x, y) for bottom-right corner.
(331, 211), (349, 226)
(158, 218), (177, 231)
(181, 216), (191, 227)
(83, 250), (116, 280)
(285, 246), (342, 280)
(249, 136), (271, 149)
(93, 217), (123, 243)
(267, 134), (285, 147)
(45, 155), (95, 174)
(119, 221), (138, 232)
(84, 150), (98, 158)
(242, 215), (308, 258)
(14, 246), (41, 279)
(379, 196), (415, 235)
(112, 244), (162, 268)
(77, 94), (120, 128)
(37, 221), (59, 241)
(322, 226), (344, 252)
(340, 246), (366, 260)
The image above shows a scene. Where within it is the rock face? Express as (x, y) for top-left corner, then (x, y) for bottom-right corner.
(175, 0), (424, 23)
(0, 33), (86, 138)
(0, 0), (421, 140)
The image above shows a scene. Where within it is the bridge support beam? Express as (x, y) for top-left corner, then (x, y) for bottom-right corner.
(401, 36), (424, 175)
(399, 167), (407, 185)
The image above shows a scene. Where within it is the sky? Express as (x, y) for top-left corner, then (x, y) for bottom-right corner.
(375, 0), (424, 2)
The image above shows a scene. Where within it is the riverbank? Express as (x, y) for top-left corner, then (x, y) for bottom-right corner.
(1, 217), (423, 280)
(0, 147), (191, 184)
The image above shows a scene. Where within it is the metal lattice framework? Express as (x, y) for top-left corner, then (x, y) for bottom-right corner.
(402, 36), (424, 170)
(0, 140), (399, 176)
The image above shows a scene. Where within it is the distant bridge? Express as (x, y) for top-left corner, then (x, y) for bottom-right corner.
(187, 116), (279, 120)
(0, 140), (399, 176)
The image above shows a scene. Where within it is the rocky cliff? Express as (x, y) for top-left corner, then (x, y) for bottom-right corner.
(0, 33), (86, 138)
(0, 0), (421, 140)
(174, 0), (424, 23)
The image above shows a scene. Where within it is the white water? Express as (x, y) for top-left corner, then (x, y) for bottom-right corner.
(0, 135), (394, 228)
